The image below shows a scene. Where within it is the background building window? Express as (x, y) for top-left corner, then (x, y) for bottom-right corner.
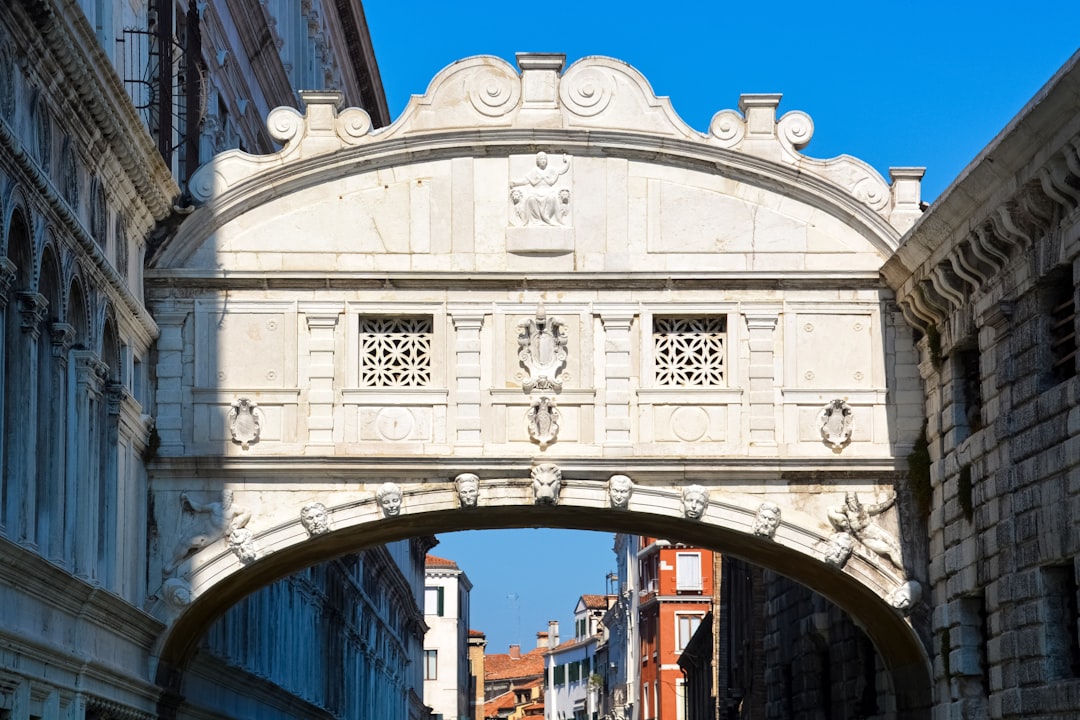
(676, 552), (702, 591)
(424, 649), (437, 680)
(676, 613), (704, 653)
(424, 585), (444, 616)
(359, 316), (433, 387)
(1047, 269), (1077, 384)
(653, 316), (726, 386)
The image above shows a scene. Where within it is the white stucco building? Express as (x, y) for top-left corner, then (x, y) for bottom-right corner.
(425, 554), (474, 720)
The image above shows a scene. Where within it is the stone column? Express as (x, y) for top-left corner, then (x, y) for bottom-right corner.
(599, 307), (637, 449)
(743, 308), (780, 452)
(304, 309), (340, 450)
(9, 291), (46, 542)
(154, 310), (189, 454)
(448, 307), (485, 447)
(42, 322), (73, 563)
(71, 350), (106, 579)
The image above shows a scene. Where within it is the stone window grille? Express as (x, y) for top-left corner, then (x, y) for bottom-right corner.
(955, 346), (983, 433)
(1042, 564), (1080, 679)
(358, 316), (432, 387)
(1048, 270), (1077, 384)
(653, 316), (726, 386)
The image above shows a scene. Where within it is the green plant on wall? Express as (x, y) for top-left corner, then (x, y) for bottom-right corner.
(908, 421), (932, 517)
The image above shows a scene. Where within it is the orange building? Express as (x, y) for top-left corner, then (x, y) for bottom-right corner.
(636, 536), (715, 720)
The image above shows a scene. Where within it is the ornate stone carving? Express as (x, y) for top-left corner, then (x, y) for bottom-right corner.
(531, 463), (562, 505)
(509, 152), (571, 226)
(888, 580), (922, 614)
(827, 492), (902, 569)
(560, 66), (616, 117)
(608, 474), (634, 509)
(752, 502), (781, 539)
(227, 527), (259, 564)
(526, 396), (560, 449)
(682, 485), (709, 520)
(517, 303), (567, 392)
(161, 578), (192, 609)
(376, 482), (403, 517)
(164, 490), (252, 576)
(819, 399), (853, 450)
(228, 397), (263, 449)
(824, 532), (854, 568)
(300, 502), (330, 536)
(17, 292), (48, 337)
(50, 322), (75, 358)
(454, 473), (480, 509)
(0, 257), (16, 303)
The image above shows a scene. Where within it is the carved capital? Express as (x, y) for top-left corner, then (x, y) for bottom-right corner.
(50, 322), (75, 357)
(72, 350), (107, 388)
(16, 291), (48, 337)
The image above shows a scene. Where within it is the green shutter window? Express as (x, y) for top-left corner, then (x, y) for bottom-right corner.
(554, 664), (565, 686)
(569, 661), (580, 683)
(437, 586), (445, 616)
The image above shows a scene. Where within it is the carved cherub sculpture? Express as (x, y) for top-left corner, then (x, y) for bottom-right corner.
(376, 482), (403, 517)
(752, 502), (781, 539)
(682, 485), (710, 520)
(164, 489), (251, 576)
(608, 474), (634, 509)
(455, 473), (480, 508)
(827, 492), (902, 569)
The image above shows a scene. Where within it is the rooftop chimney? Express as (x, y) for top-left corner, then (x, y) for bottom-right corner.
(547, 620), (559, 648)
(509, 644), (520, 659)
(536, 631), (548, 650)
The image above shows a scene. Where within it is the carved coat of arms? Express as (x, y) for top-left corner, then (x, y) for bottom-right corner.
(517, 303), (567, 392)
(228, 397), (263, 449)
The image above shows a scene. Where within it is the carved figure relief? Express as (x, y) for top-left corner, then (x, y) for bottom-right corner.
(164, 489), (252, 576)
(531, 463), (563, 505)
(228, 397), (263, 449)
(888, 580), (923, 614)
(376, 482), (403, 517)
(682, 485), (710, 520)
(526, 396), (561, 449)
(300, 502), (330, 536)
(826, 492), (902, 569)
(454, 473), (480, 508)
(509, 152), (571, 226)
(517, 303), (568, 392)
(227, 527), (259, 564)
(608, 474), (634, 509)
(819, 399), (853, 450)
(752, 502), (781, 538)
(824, 532), (854, 568)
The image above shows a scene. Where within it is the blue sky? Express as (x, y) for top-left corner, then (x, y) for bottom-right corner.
(362, 1), (1080, 652)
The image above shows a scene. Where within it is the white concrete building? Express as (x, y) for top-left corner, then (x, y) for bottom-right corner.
(425, 554), (474, 720)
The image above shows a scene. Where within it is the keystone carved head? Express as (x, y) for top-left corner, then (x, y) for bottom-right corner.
(531, 463), (562, 505)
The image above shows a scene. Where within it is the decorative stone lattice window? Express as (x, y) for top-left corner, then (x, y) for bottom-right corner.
(358, 317), (432, 387)
(1048, 270), (1077, 384)
(653, 316), (726, 386)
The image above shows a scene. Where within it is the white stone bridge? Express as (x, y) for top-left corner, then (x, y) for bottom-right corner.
(146, 54), (931, 715)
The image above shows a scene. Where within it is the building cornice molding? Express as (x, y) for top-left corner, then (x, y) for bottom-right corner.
(13, 0), (177, 221)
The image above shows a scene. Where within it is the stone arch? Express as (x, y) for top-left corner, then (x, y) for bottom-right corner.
(66, 272), (92, 349)
(151, 483), (931, 718)
(35, 243), (65, 558)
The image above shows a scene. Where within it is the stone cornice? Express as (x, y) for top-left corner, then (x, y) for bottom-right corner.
(223, 0), (295, 111)
(145, 269), (884, 292)
(330, 0), (390, 126)
(13, 0), (177, 221)
(882, 49), (1080, 335)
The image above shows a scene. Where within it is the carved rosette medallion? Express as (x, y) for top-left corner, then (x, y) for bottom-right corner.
(531, 463), (562, 505)
(161, 578), (192, 609)
(228, 397), (263, 449)
(517, 303), (567, 392)
(818, 399), (853, 450)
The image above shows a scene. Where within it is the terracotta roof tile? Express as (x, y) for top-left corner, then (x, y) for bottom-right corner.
(483, 690), (517, 715)
(484, 648), (546, 680)
(580, 593), (613, 609)
(470, 629), (486, 637)
(426, 554), (459, 569)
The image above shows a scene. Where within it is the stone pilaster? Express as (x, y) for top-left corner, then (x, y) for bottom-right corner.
(71, 350), (106, 579)
(448, 307), (486, 447)
(743, 308), (780, 452)
(153, 311), (189, 454)
(304, 309), (340, 449)
(599, 307), (637, 448)
(50, 321), (75, 360)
